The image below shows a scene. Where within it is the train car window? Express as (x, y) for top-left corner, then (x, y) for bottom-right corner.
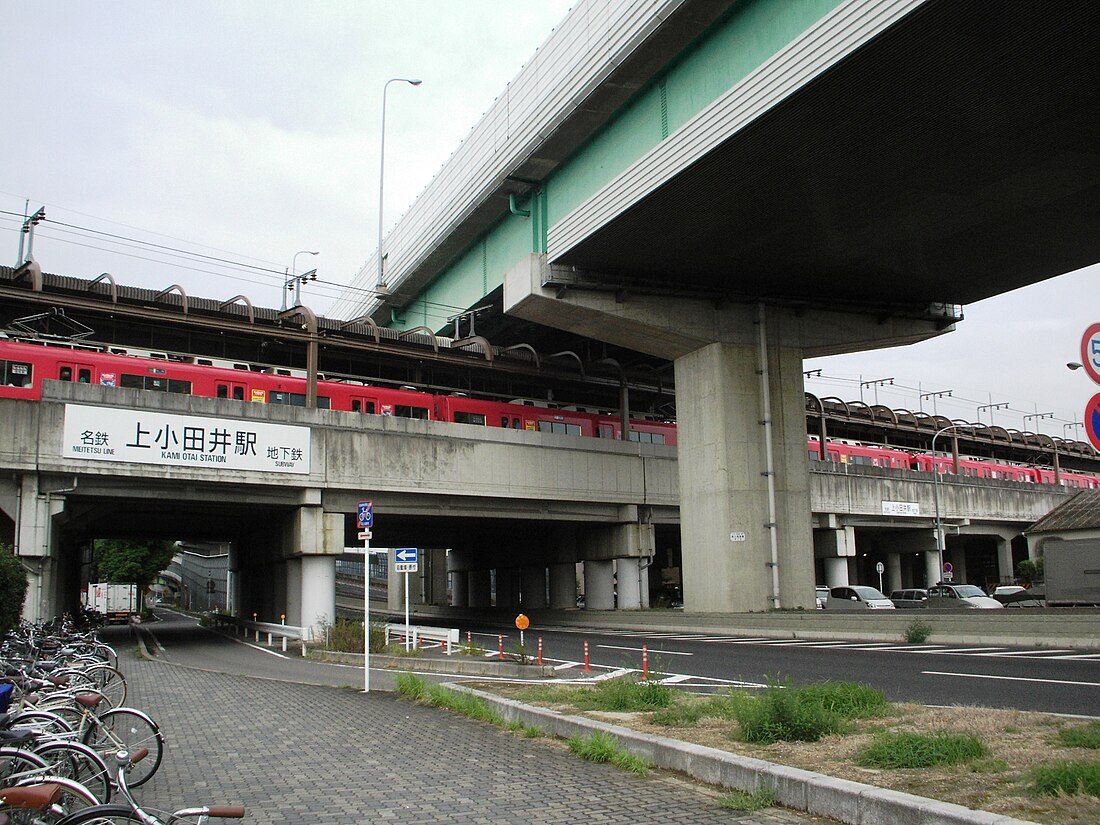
(168, 379), (192, 394)
(599, 424), (615, 439)
(59, 366), (73, 382)
(146, 377), (168, 392)
(1, 360), (32, 387)
(352, 400), (361, 412)
(538, 421), (582, 436)
(395, 405), (429, 420)
(271, 391), (330, 409)
(500, 416), (510, 428)
(511, 417), (521, 429)
(216, 384), (229, 398)
(366, 401), (376, 414)
(453, 411), (486, 425)
(233, 386), (245, 401)
(78, 368), (92, 384)
(121, 374), (144, 390)
(628, 431), (664, 444)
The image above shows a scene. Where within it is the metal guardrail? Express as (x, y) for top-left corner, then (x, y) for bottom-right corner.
(385, 623), (459, 654)
(207, 613), (306, 654)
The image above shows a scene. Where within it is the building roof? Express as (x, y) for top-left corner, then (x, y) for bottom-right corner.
(1027, 489), (1100, 534)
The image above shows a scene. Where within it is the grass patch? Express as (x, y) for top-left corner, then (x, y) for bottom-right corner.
(1057, 721), (1100, 750)
(394, 672), (426, 700)
(457, 640), (486, 657)
(1028, 760), (1100, 797)
(904, 620), (932, 644)
(732, 677), (885, 744)
(857, 731), (987, 769)
(576, 678), (674, 712)
(567, 731), (650, 775)
(718, 786), (777, 812)
(649, 703), (706, 727)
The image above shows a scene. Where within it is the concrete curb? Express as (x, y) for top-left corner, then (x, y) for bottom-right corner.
(311, 649), (557, 678)
(448, 684), (1038, 825)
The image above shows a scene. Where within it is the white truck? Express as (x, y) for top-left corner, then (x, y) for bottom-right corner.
(84, 582), (140, 622)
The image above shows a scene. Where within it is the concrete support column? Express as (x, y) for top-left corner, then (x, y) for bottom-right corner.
(449, 570), (469, 607)
(886, 553), (903, 594)
(548, 563), (577, 609)
(676, 338), (813, 612)
(924, 552), (941, 588)
(285, 559), (302, 626)
(616, 557), (642, 609)
(468, 569), (492, 608)
(824, 557), (849, 588)
(521, 566), (548, 609)
(583, 559), (615, 610)
(951, 547), (968, 584)
(996, 536), (1015, 584)
(495, 568), (519, 609)
(299, 555), (335, 643)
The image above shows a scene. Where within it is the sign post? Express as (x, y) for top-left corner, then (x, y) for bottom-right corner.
(942, 561), (953, 583)
(875, 561), (885, 594)
(357, 501), (374, 693)
(515, 613), (529, 651)
(394, 548), (419, 651)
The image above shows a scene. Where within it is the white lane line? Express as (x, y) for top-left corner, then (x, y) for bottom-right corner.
(923, 671), (1100, 687)
(1049, 653), (1100, 661)
(658, 674), (693, 683)
(909, 647), (1006, 654)
(973, 649), (1077, 657)
(596, 644), (693, 656)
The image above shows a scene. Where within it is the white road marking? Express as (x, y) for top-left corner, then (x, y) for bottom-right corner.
(596, 644), (693, 656)
(909, 647), (1006, 654)
(923, 671), (1100, 687)
(973, 649), (1077, 657)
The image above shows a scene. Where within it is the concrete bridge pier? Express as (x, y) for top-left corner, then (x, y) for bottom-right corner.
(447, 549), (471, 607)
(548, 562), (577, 609)
(6, 474), (70, 622)
(815, 522), (855, 588)
(521, 566), (548, 609)
(283, 497), (340, 642)
(494, 567), (519, 609)
(583, 559), (615, 610)
(468, 569), (492, 608)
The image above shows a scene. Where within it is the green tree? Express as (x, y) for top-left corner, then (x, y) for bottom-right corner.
(93, 539), (175, 591)
(1016, 556), (1044, 585)
(0, 545), (29, 631)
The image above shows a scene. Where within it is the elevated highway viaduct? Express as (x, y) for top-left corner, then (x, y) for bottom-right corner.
(2, 384), (1072, 633)
(331, 0), (1100, 612)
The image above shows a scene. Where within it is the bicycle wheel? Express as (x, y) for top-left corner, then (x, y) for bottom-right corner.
(0, 746), (49, 783)
(52, 802), (142, 824)
(79, 666), (127, 709)
(12, 775), (103, 821)
(8, 709), (75, 736)
(31, 741), (111, 803)
(81, 710), (163, 787)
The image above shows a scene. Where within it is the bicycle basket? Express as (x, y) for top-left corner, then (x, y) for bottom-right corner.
(0, 682), (13, 712)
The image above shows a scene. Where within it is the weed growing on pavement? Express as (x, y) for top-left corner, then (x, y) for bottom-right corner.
(567, 731), (650, 775)
(395, 672), (426, 700)
(718, 786), (777, 812)
(1057, 721), (1100, 750)
(575, 678), (674, 712)
(457, 639), (486, 657)
(734, 677), (845, 744)
(315, 617), (386, 653)
(649, 702), (707, 727)
(857, 731), (987, 769)
(903, 619), (932, 644)
(794, 680), (889, 719)
(505, 720), (544, 738)
(1028, 760), (1100, 797)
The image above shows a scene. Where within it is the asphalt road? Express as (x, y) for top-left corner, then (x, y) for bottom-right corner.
(453, 621), (1100, 717)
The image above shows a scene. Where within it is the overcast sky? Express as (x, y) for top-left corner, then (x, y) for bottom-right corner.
(1, 3), (1094, 442)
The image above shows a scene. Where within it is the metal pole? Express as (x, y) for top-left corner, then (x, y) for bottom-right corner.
(364, 538), (371, 693)
(376, 78), (421, 293)
(404, 570), (411, 652)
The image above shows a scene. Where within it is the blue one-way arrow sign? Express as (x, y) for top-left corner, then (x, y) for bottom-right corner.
(395, 547), (418, 563)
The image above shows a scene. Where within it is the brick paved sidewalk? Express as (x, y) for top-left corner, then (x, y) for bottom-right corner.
(105, 617), (835, 824)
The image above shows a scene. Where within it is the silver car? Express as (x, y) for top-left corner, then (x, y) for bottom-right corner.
(824, 585), (896, 611)
(926, 583), (1003, 609)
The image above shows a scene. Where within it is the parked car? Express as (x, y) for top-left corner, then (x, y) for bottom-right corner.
(824, 585), (895, 611)
(926, 583), (1003, 609)
(889, 588), (928, 608)
(991, 585), (1044, 607)
(815, 586), (830, 610)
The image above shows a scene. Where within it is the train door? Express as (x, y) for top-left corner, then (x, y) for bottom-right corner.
(55, 359), (95, 385)
(349, 394), (379, 415)
(215, 380), (248, 401)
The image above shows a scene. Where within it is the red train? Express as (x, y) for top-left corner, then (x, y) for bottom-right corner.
(0, 338), (676, 444)
(811, 438), (1099, 489)
(2, 337), (1096, 488)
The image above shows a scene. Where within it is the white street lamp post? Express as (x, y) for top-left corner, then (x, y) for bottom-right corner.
(930, 424), (962, 585)
(376, 78), (422, 295)
(283, 250), (318, 311)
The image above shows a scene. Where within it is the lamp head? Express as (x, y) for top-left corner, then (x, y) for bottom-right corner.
(1067, 361), (1083, 370)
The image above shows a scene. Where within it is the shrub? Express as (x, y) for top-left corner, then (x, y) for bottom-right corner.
(719, 786), (777, 812)
(1058, 722), (1100, 750)
(567, 731), (650, 775)
(794, 681), (889, 720)
(735, 678), (845, 744)
(1028, 760), (1100, 797)
(316, 617), (386, 654)
(904, 620), (932, 644)
(0, 546), (27, 632)
(857, 731), (987, 769)
(573, 678), (674, 712)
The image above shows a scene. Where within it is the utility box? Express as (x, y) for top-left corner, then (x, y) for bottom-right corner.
(84, 582), (140, 622)
(1043, 540), (1100, 606)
